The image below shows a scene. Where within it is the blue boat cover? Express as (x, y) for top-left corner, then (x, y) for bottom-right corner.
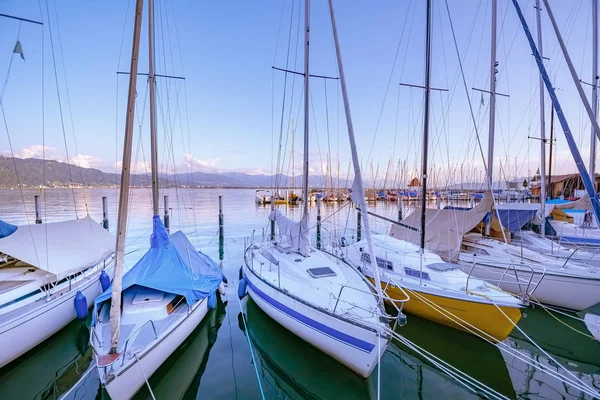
(94, 216), (223, 309)
(0, 220), (17, 238)
(494, 209), (537, 232)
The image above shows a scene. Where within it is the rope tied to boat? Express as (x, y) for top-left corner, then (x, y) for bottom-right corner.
(134, 353), (156, 400)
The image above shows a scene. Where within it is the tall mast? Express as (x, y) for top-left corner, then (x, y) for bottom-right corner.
(419, 0), (433, 251)
(548, 104), (554, 196)
(487, 0), (498, 188)
(536, 0), (547, 238)
(288, 120), (296, 192)
(149, 0), (159, 216)
(591, 0), (599, 187)
(327, 0), (383, 298)
(302, 0), (310, 218)
(110, 0), (144, 352)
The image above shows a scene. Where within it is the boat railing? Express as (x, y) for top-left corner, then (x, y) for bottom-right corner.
(564, 246), (600, 267)
(332, 283), (409, 329)
(465, 261), (544, 300)
(91, 319), (159, 369)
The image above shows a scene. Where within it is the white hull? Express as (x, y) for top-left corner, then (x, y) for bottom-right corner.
(550, 220), (600, 247)
(102, 299), (208, 399)
(459, 258), (600, 310)
(0, 260), (113, 368)
(244, 266), (387, 378)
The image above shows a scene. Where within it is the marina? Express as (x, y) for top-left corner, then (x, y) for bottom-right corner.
(0, 188), (598, 399)
(3, 0), (600, 398)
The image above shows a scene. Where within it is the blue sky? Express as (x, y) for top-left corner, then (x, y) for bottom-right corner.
(0, 0), (598, 186)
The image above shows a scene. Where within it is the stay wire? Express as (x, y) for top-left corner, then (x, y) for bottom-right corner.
(44, 0), (78, 217)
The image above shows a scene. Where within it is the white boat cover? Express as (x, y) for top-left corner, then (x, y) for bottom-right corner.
(554, 194), (592, 210)
(390, 192), (493, 261)
(0, 216), (114, 280)
(269, 209), (310, 256)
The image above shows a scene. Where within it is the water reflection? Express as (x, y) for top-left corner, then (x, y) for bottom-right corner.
(0, 319), (92, 400)
(132, 295), (227, 400)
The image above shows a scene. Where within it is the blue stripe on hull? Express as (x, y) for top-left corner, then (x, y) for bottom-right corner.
(560, 236), (600, 245)
(244, 272), (375, 353)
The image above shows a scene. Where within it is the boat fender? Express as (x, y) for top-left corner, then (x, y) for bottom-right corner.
(397, 312), (408, 327)
(222, 274), (228, 284)
(238, 266), (244, 280)
(340, 236), (348, 247)
(218, 282), (226, 296)
(74, 291), (88, 321)
(238, 278), (248, 299)
(208, 291), (217, 309)
(99, 270), (111, 292)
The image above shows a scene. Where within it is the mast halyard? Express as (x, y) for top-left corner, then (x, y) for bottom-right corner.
(302, 0), (310, 218)
(535, 0), (547, 238)
(592, 0), (599, 187)
(149, 0), (159, 216)
(419, 0), (433, 252)
(109, 0), (145, 353)
(487, 0), (498, 190)
(327, 0), (384, 299)
(292, 119), (295, 195)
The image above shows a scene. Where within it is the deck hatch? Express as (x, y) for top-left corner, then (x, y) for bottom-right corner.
(306, 267), (337, 278)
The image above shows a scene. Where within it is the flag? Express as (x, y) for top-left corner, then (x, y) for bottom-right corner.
(480, 93), (485, 106)
(13, 41), (25, 61)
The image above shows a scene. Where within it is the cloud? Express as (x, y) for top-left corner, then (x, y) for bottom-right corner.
(70, 154), (103, 169)
(17, 145), (56, 159)
(183, 153), (220, 172)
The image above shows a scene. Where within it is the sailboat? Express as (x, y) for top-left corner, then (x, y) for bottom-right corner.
(0, 13), (115, 366)
(342, 0), (523, 343)
(241, 0), (401, 378)
(0, 217), (114, 368)
(456, 0), (600, 312)
(90, 1), (224, 398)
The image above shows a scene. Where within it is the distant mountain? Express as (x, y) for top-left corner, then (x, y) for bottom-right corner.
(0, 156), (350, 188)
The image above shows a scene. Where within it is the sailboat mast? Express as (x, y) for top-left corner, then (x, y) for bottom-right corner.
(487, 0), (497, 188)
(591, 0), (599, 186)
(149, 0), (159, 216)
(302, 0), (310, 218)
(288, 120), (296, 192)
(548, 104), (554, 196)
(419, 0), (433, 251)
(327, 0), (383, 298)
(535, 0), (547, 238)
(110, 0), (145, 352)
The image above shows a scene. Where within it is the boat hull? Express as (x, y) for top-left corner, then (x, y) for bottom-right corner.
(380, 282), (521, 342)
(244, 266), (387, 378)
(0, 262), (113, 368)
(102, 299), (209, 399)
(459, 260), (600, 311)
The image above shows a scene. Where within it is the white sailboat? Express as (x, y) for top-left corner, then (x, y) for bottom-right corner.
(342, 0), (523, 342)
(0, 217), (114, 368)
(90, 1), (224, 398)
(241, 0), (403, 378)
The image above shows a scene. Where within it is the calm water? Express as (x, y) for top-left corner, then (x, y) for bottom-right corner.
(0, 188), (599, 400)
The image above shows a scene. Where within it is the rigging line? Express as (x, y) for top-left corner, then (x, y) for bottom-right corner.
(44, 0), (78, 217)
(367, 0), (415, 164)
(52, 0), (89, 215)
(0, 103), (41, 268)
(0, 23), (22, 102)
(168, 0), (199, 245)
(324, 79), (333, 192)
(274, 0), (296, 190)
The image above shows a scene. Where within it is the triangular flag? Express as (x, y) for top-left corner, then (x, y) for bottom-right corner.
(13, 41), (25, 61)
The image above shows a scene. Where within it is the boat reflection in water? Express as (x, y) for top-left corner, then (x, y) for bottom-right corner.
(0, 319), (92, 400)
(133, 295), (227, 400)
(505, 307), (600, 399)
(392, 311), (515, 399)
(241, 299), (479, 399)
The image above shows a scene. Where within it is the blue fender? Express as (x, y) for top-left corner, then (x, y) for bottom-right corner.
(99, 270), (111, 292)
(74, 291), (88, 321)
(238, 278), (247, 299)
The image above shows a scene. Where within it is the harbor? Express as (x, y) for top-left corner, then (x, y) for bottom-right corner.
(4, 0), (600, 399)
(1, 188), (600, 399)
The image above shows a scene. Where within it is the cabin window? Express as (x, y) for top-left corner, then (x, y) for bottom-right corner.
(166, 295), (185, 315)
(404, 267), (431, 280)
(361, 253), (393, 270)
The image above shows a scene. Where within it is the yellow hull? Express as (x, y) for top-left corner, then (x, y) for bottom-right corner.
(273, 199), (287, 205)
(380, 282), (521, 342)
